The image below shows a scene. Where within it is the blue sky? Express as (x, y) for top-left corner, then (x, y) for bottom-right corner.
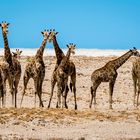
(0, 0), (140, 49)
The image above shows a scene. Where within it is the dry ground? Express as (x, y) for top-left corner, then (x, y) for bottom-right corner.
(0, 56), (140, 140)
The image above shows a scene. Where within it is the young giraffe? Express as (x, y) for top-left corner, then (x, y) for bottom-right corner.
(20, 30), (50, 107)
(12, 49), (22, 107)
(55, 43), (76, 108)
(0, 21), (17, 107)
(47, 30), (77, 110)
(132, 57), (140, 107)
(90, 47), (140, 109)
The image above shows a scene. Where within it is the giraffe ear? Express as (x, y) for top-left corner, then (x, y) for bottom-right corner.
(41, 32), (44, 35)
(12, 52), (16, 55)
(20, 51), (22, 54)
(0, 24), (1, 27)
(133, 47), (136, 50)
(55, 32), (58, 35)
(66, 44), (69, 48)
(7, 23), (10, 26)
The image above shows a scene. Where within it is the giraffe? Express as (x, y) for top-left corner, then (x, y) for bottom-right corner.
(47, 30), (77, 110)
(12, 49), (22, 106)
(55, 43), (76, 108)
(132, 57), (140, 107)
(90, 47), (140, 109)
(20, 30), (50, 107)
(0, 21), (17, 107)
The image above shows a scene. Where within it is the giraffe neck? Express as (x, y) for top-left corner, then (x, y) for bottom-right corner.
(111, 50), (133, 70)
(53, 36), (65, 65)
(59, 48), (71, 69)
(35, 38), (47, 60)
(2, 31), (13, 64)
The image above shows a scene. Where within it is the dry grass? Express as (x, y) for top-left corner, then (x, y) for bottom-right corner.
(0, 108), (140, 125)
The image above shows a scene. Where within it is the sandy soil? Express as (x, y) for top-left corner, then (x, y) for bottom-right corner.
(0, 56), (140, 140)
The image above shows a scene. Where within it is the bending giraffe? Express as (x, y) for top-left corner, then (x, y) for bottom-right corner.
(0, 21), (18, 107)
(132, 57), (140, 107)
(90, 47), (140, 109)
(47, 29), (77, 110)
(20, 30), (50, 107)
(55, 43), (76, 108)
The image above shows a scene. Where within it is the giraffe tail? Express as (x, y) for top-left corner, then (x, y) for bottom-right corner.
(70, 82), (73, 92)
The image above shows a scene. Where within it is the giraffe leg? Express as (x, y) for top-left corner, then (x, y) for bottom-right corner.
(34, 79), (38, 107)
(89, 81), (99, 109)
(0, 90), (3, 108)
(89, 86), (97, 108)
(0, 85), (4, 107)
(34, 76), (44, 107)
(20, 74), (30, 107)
(64, 85), (69, 109)
(34, 78), (44, 107)
(37, 79), (41, 107)
(137, 91), (140, 107)
(8, 76), (15, 107)
(132, 71), (137, 106)
(70, 73), (77, 110)
(62, 77), (68, 109)
(62, 85), (66, 109)
(14, 74), (21, 108)
(56, 83), (61, 108)
(73, 85), (77, 110)
(38, 78), (44, 107)
(109, 77), (117, 110)
(48, 75), (56, 108)
(62, 80), (68, 109)
(2, 76), (7, 107)
(137, 82), (140, 107)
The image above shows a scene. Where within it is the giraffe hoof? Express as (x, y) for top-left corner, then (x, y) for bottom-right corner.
(64, 103), (68, 109)
(56, 105), (60, 108)
(40, 104), (44, 108)
(75, 105), (77, 110)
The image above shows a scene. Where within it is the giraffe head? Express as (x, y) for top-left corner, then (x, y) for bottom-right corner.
(130, 47), (140, 57)
(41, 29), (50, 40)
(12, 49), (22, 59)
(48, 29), (58, 42)
(66, 43), (76, 55)
(0, 21), (10, 34)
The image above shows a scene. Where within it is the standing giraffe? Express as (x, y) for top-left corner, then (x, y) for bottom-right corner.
(90, 47), (140, 109)
(12, 49), (22, 107)
(20, 30), (50, 107)
(55, 43), (76, 108)
(47, 30), (77, 110)
(0, 21), (17, 107)
(132, 57), (140, 107)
